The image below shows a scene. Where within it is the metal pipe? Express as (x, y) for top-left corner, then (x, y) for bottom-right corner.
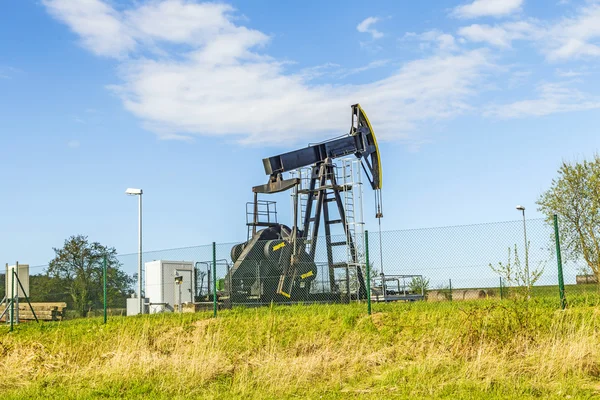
(253, 192), (258, 237)
(4, 263), (7, 310)
(516, 206), (530, 288)
(378, 214), (384, 276)
(226, 262), (231, 300)
(15, 262), (19, 324)
(138, 193), (143, 314)
(0, 298), (10, 321)
(103, 255), (107, 324)
(256, 260), (261, 304)
(381, 272), (386, 302)
(177, 274), (182, 313)
(10, 264), (14, 332)
(293, 181), (299, 251)
(365, 230), (371, 315)
(212, 242), (217, 318)
(521, 208), (530, 288)
(194, 262), (205, 297)
(207, 266), (211, 298)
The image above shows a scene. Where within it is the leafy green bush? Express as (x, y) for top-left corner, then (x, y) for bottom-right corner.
(409, 276), (430, 294)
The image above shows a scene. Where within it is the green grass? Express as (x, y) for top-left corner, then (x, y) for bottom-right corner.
(445, 283), (600, 301)
(1, 294), (600, 399)
(531, 283), (600, 298)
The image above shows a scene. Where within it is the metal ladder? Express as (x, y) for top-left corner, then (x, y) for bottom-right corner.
(290, 160), (366, 296)
(341, 161), (355, 254)
(341, 159), (365, 297)
(294, 166), (313, 248)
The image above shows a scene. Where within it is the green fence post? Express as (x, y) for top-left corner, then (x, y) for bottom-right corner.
(448, 279), (453, 302)
(10, 267), (14, 332)
(365, 230), (371, 315)
(212, 242), (217, 318)
(499, 277), (503, 300)
(103, 255), (107, 324)
(16, 274), (38, 323)
(553, 214), (567, 310)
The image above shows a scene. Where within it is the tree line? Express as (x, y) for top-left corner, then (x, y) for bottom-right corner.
(1, 235), (134, 317)
(2, 155), (600, 316)
(537, 154), (600, 282)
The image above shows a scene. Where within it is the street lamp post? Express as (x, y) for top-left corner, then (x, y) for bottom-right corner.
(126, 188), (143, 314)
(516, 205), (529, 288)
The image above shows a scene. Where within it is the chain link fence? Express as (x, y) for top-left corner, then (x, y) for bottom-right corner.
(1, 217), (598, 323)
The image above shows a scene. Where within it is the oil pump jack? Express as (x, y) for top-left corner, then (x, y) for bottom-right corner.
(225, 104), (382, 303)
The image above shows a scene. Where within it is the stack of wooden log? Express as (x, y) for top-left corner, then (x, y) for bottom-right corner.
(0, 302), (67, 322)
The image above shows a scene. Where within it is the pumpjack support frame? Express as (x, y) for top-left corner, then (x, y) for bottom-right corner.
(226, 104), (382, 302)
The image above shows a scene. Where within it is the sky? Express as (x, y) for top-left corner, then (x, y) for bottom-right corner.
(1, 0), (599, 272)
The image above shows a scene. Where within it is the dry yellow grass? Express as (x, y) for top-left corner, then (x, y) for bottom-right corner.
(0, 298), (599, 399)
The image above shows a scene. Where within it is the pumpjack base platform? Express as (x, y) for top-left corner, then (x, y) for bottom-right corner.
(222, 292), (367, 306)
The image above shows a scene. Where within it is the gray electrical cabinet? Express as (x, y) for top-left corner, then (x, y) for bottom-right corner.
(126, 297), (150, 316)
(145, 260), (195, 313)
(5, 264), (29, 298)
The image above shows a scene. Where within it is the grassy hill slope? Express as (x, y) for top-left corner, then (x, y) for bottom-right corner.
(1, 296), (600, 399)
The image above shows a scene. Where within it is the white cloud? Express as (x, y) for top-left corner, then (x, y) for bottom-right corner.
(42, 0), (135, 57)
(112, 49), (492, 144)
(42, 0), (265, 60)
(336, 60), (390, 79)
(458, 4), (600, 62)
(543, 4), (600, 60)
(298, 63), (341, 81)
(549, 39), (600, 60)
(437, 34), (458, 51)
(485, 82), (600, 118)
(555, 68), (586, 77)
(452, 0), (523, 19)
(357, 17), (384, 39)
(124, 1), (238, 44)
(43, 0), (495, 145)
(305, 60), (391, 80)
(458, 21), (539, 48)
(459, 24), (513, 48)
(403, 30), (458, 52)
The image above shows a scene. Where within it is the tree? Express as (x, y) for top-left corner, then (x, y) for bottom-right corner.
(409, 276), (430, 295)
(48, 235), (134, 316)
(29, 274), (70, 303)
(489, 243), (544, 299)
(537, 155), (600, 281)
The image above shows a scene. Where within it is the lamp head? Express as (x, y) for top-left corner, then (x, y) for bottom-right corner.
(125, 188), (143, 196)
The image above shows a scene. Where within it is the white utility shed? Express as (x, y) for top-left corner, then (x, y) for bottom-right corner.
(145, 260), (195, 313)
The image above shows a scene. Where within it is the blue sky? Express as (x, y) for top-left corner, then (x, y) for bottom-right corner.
(1, 0), (599, 270)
